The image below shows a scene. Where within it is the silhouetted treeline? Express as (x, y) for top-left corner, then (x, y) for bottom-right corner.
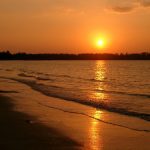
(0, 51), (150, 60)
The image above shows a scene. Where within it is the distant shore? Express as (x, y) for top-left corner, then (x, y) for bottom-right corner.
(0, 51), (150, 60)
(0, 94), (80, 150)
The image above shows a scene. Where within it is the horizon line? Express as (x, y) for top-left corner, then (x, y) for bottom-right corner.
(0, 50), (150, 55)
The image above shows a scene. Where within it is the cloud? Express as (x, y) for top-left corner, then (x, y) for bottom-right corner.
(140, 0), (150, 7)
(111, 6), (135, 13)
(107, 0), (150, 13)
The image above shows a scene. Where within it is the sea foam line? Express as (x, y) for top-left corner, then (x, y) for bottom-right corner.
(38, 102), (150, 133)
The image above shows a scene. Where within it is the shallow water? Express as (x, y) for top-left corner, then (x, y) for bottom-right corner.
(0, 60), (150, 121)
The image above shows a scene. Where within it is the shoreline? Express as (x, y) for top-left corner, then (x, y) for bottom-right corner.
(16, 76), (150, 122)
(1, 76), (149, 122)
(0, 78), (150, 150)
(0, 94), (81, 150)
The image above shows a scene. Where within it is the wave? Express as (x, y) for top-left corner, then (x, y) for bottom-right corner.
(35, 72), (105, 83)
(3, 77), (150, 122)
(36, 77), (52, 81)
(88, 78), (105, 82)
(44, 73), (74, 79)
(18, 73), (35, 78)
(18, 73), (54, 81)
(19, 71), (107, 84)
(0, 90), (18, 93)
(95, 89), (150, 99)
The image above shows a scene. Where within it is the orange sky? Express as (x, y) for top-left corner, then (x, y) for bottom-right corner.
(0, 0), (150, 53)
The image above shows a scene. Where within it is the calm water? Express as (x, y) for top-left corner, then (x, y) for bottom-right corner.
(0, 60), (150, 121)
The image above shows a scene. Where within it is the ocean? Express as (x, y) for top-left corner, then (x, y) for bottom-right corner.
(0, 60), (150, 121)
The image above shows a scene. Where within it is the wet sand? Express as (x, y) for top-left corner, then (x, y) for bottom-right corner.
(0, 95), (80, 150)
(0, 78), (150, 150)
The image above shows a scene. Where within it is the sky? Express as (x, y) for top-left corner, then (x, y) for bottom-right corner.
(0, 0), (150, 54)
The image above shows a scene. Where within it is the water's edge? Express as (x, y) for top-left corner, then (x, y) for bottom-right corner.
(2, 77), (150, 122)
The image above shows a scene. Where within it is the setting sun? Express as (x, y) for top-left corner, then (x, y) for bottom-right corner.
(90, 32), (109, 51)
(96, 39), (105, 49)
(97, 39), (104, 47)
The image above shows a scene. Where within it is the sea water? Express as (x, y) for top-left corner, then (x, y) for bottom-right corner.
(0, 60), (150, 121)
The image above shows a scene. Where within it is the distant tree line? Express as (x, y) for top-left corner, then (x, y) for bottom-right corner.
(0, 51), (150, 60)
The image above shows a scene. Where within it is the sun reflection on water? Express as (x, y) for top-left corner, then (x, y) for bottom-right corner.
(94, 61), (106, 100)
(89, 110), (103, 150)
(89, 61), (107, 102)
(88, 61), (107, 150)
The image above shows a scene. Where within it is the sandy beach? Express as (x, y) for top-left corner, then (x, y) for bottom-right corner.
(0, 77), (150, 150)
(0, 94), (80, 150)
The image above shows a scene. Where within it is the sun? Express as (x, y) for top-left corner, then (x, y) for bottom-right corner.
(97, 39), (104, 48)
(90, 34), (109, 50)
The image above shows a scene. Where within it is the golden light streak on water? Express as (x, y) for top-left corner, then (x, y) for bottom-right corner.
(88, 61), (108, 102)
(88, 110), (103, 150)
(87, 61), (107, 150)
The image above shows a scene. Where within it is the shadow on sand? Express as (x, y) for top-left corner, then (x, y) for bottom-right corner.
(0, 94), (81, 150)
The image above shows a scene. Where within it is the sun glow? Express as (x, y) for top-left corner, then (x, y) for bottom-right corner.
(97, 39), (104, 48)
(89, 32), (110, 51)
